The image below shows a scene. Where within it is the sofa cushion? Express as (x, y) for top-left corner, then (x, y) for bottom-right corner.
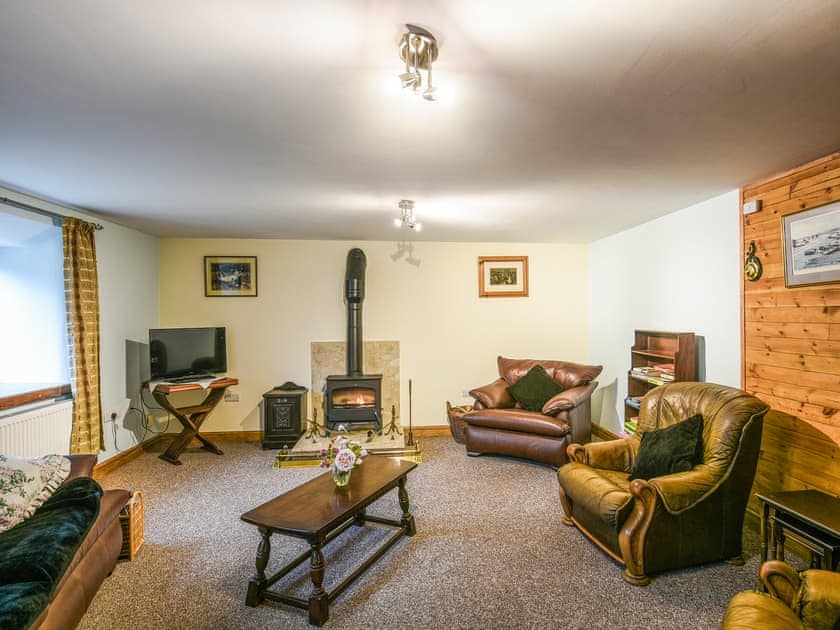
(463, 408), (571, 437)
(506, 365), (565, 412)
(630, 414), (704, 481)
(557, 463), (634, 529)
(0, 454), (71, 533)
(497, 357), (603, 390)
(0, 477), (102, 630)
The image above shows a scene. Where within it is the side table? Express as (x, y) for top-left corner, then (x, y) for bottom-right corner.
(757, 489), (840, 572)
(148, 377), (239, 465)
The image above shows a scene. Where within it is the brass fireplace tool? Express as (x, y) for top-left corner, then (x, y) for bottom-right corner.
(382, 404), (402, 440)
(304, 408), (327, 443)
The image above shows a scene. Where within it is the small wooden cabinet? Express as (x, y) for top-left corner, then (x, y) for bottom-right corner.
(261, 383), (307, 449)
(625, 330), (696, 433)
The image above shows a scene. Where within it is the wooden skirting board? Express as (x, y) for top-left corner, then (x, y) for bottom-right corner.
(592, 424), (618, 441)
(93, 426), (452, 477)
(93, 435), (165, 478)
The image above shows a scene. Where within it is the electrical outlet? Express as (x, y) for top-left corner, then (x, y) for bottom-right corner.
(462, 389), (471, 398)
(105, 408), (119, 423)
(224, 391), (240, 402)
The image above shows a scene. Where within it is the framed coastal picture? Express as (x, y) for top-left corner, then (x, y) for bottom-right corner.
(204, 256), (258, 297)
(478, 256), (529, 297)
(782, 201), (840, 288)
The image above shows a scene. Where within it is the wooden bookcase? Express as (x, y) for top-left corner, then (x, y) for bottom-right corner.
(624, 330), (696, 431)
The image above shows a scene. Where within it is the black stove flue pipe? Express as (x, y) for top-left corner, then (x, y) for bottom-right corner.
(344, 248), (366, 377)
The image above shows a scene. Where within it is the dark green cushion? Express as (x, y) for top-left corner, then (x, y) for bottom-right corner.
(0, 477), (102, 630)
(630, 414), (704, 481)
(507, 364), (565, 412)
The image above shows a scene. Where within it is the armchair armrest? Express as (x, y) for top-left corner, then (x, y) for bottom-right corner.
(542, 382), (597, 416)
(646, 463), (724, 515)
(760, 561), (800, 609)
(797, 569), (840, 627)
(761, 561), (840, 626)
(67, 454), (97, 480)
(567, 438), (637, 472)
(468, 378), (514, 409)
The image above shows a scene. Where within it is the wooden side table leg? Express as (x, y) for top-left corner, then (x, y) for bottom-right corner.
(246, 527), (271, 606)
(398, 477), (416, 537)
(159, 419), (196, 465)
(191, 414), (224, 455)
(308, 540), (329, 626)
(760, 501), (770, 565)
(774, 518), (786, 562)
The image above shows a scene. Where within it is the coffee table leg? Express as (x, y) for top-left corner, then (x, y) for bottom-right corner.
(398, 477), (416, 536)
(308, 539), (329, 626)
(246, 527), (271, 606)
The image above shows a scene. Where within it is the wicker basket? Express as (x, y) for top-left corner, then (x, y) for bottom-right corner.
(446, 401), (473, 444)
(119, 491), (144, 561)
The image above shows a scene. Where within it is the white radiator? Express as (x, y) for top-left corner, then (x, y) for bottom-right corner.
(0, 400), (73, 456)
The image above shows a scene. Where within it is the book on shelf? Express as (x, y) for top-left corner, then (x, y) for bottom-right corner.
(652, 363), (675, 373)
(625, 396), (642, 410)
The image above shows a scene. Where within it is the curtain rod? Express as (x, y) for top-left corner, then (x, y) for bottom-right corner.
(0, 196), (104, 230)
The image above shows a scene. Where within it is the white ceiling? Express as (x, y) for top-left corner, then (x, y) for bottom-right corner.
(1, 0), (839, 242)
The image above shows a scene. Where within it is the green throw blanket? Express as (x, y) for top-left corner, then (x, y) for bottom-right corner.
(0, 477), (102, 630)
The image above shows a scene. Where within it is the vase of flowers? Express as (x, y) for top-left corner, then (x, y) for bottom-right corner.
(320, 436), (367, 488)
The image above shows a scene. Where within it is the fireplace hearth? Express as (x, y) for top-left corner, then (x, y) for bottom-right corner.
(324, 248), (382, 430)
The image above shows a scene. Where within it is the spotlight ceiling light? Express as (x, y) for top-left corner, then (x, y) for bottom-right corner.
(398, 24), (438, 102)
(394, 199), (422, 231)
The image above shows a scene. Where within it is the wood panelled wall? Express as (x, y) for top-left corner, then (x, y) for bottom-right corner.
(742, 152), (840, 517)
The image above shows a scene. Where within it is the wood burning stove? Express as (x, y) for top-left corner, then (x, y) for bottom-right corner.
(324, 248), (382, 430)
(324, 375), (382, 428)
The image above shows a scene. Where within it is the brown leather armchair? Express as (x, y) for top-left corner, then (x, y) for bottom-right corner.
(722, 561), (840, 629)
(557, 382), (768, 585)
(462, 357), (602, 467)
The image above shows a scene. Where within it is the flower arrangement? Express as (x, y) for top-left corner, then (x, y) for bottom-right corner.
(320, 436), (367, 487)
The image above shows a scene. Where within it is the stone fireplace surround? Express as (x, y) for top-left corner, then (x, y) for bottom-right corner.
(310, 341), (400, 427)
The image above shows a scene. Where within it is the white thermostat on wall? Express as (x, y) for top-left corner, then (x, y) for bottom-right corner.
(743, 199), (762, 215)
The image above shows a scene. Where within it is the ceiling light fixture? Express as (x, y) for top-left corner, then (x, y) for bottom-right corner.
(398, 24), (438, 102)
(394, 199), (422, 231)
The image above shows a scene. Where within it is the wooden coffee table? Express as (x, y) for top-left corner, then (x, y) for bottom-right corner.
(241, 455), (417, 626)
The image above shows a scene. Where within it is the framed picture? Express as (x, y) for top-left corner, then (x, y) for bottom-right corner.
(478, 256), (529, 298)
(204, 256), (258, 297)
(782, 200), (840, 288)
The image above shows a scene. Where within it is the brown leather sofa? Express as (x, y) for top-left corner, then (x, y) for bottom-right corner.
(557, 382), (768, 585)
(32, 455), (130, 629)
(462, 357), (602, 467)
(722, 560), (840, 629)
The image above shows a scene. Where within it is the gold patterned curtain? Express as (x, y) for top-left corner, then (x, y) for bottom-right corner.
(63, 217), (103, 453)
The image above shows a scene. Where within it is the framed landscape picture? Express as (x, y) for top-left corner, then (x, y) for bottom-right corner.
(478, 256), (529, 298)
(204, 256), (258, 297)
(782, 201), (840, 288)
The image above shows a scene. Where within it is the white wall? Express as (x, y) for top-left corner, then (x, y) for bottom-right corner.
(0, 186), (159, 461)
(158, 239), (590, 431)
(587, 189), (741, 434)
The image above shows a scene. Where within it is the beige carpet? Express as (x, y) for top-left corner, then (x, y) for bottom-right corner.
(80, 437), (777, 629)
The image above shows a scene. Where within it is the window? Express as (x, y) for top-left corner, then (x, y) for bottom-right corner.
(0, 208), (70, 410)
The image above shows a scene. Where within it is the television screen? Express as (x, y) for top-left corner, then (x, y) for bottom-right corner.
(149, 327), (227, 381)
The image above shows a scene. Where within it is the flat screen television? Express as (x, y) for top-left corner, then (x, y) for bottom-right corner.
(149, 327), (227, 381)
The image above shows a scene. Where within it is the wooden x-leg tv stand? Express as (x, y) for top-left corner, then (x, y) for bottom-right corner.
(147, 377), (238, 465)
